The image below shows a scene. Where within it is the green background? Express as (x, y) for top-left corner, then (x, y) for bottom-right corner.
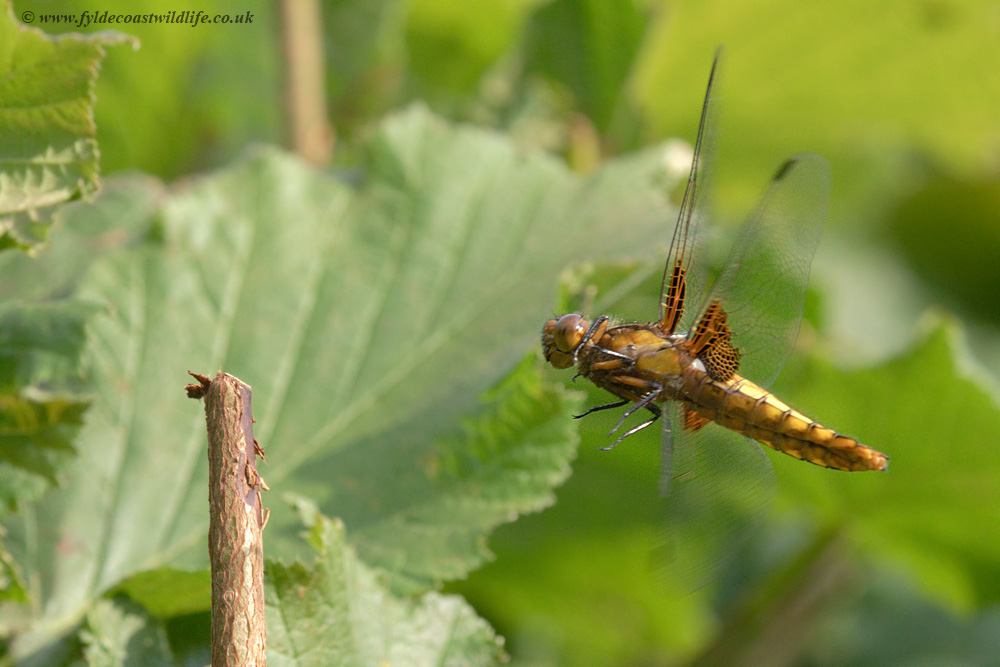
(3, 0), (999, 665)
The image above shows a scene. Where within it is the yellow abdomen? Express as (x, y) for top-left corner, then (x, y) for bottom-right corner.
(681, 371), (888, 472)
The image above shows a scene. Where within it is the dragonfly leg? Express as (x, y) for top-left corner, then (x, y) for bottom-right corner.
(574, 399), (629, 419)
(588, 348), (637, 371)
(571, 316), (610, 365)
(572, 345), (636, 382)
(601, 393), (662, 451)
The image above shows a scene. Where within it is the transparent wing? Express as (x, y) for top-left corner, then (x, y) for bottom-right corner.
(694, 154), (831, 388)
(658, 49), (721, 334)
(659, 403), (776, 590)
(652, 51), (829, 588)
(657, 155), (829, 588)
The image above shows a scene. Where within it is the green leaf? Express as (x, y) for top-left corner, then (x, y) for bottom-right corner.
(451, 279), (1000, 662)
(802, 565), (1000, 666)
(348, 353), (582, 593)
(79, 598), (173, 667)
(110, 568), (210, 619)
(266, 515), (505, 667)
(0, 0), (134, 253)
(887, 174), (1000, 318)
(0, 107), (678, 657)
(0, 179), (157, 516)
(0, 300), (103, 508)
(0, 174), (164, 303)
(775, 318), (1000, 610)
(0, 300), (102, 364)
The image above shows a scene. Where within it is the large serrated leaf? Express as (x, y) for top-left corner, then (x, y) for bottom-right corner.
(347, 354), (582, 592)
(0, 106), (677, 658)
(0, 300), (104, 509)
(774, 318), (1000, 610)
(79, 598), (173, 667)
(266, 516), (505, 667)
(0, 0), (134, 253)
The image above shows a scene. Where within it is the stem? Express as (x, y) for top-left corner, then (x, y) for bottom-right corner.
(279, 0), (333, 164)
(189, 371), (267, 667)
(688, 525), (862, 667)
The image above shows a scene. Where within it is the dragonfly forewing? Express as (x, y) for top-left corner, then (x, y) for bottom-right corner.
(659, 49), (721, 335)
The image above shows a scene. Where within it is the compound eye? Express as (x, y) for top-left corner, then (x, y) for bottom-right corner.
(553, 314), (588, 353)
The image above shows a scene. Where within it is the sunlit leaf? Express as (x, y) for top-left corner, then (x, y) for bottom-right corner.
(266, 515), (505, 666)
(79, 598), (172, 667)
(0, 0), (134, 252)
(0, 106), (678, 656)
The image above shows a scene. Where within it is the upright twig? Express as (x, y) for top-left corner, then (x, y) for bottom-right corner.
(186, 371), (269, 667)
(279, 0), (333, 164)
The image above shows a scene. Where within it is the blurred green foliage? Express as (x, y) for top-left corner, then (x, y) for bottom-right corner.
(3, 0), (999, 665)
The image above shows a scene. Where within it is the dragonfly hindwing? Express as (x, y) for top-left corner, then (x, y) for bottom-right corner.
(687, 300), (741, 381)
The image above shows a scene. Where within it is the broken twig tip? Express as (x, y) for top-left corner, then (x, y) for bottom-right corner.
(184, 370), (212, 399)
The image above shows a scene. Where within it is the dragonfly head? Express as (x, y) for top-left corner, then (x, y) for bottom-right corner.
(542, 314), (590, 369)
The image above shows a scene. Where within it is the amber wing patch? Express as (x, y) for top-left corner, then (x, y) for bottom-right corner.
(683, 405), (710, 431)
(687, 300), (741, 381)
(660, 260), (686, 335)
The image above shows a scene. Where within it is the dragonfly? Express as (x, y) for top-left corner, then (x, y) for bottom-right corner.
(541, 51), (888, 582)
